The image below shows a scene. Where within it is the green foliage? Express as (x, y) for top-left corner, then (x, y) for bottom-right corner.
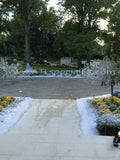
(101, 1), (120, 61)
(30, 7), (59, 58)
(0, 0), (59, 59)
(57, 0), (117, 63)
(65, 32), (100, 59)
(106, 1), (120, 59)
(57, 20), (101, 61)
(61, 0), (117, 32)
(7, 15), (24, 57)
(21, 63), (76, 71)
(0, 34), (7, 56)
(0, 0), (119, 61)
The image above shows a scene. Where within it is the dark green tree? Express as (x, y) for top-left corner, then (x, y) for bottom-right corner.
(106, 1), (120, 60)
(59, 0), (117, 68)
(0, 0), (59, 62)
(30, 7), (59, 59)
(0, 0), (49, 70)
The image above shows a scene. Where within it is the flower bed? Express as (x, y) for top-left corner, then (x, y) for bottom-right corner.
(92, 96), (120, 135)
(0, 96), (15, 111)
(0, 95), (32, 134)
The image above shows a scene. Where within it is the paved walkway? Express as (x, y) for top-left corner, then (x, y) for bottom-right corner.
(0, 99), (120, 160)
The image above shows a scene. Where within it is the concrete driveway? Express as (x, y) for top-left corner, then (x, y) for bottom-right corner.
(0, 99), (119, 160)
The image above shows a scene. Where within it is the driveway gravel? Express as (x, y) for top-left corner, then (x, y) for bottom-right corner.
(0, 77), (117, 99)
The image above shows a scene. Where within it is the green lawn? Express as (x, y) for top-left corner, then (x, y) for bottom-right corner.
(21, 63), (77, 71)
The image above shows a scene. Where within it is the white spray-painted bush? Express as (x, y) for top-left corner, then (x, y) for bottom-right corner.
(0, 58), (21, 79)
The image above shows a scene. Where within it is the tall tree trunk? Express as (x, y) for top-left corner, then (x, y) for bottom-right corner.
(24, 0), (31, 65)
(111, 84), (114, 97)
(111, 77), (115, 97)
(77, 56), (82, 70)
(87, 58), (90, 65)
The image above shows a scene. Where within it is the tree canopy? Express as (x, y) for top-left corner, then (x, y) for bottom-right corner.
(0, 0), (59, 62)
(105, 1), (120, 60)
(0, 0), (120, 66)
(56, 0), (118, 68)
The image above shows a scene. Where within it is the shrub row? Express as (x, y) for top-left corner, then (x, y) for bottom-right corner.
(92, 96), (120, 136)
(96, 114), (120, 136)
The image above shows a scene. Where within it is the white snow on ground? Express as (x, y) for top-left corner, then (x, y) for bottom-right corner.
(76, 94), (111, 136)
(18, 74), (82, 78)
(24, 63), (36, 73)
(0, 97), (33, 134)
(19, 69), (82, 78)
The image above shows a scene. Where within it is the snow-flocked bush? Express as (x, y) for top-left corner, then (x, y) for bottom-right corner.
(96, 114), (120, 135)
(113, 89), (120, 98)
(82, 60), (118, 84)
(0, 58), (21, 79)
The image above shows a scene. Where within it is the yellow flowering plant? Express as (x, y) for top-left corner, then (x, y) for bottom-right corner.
(1, 100), (10, 107)
(99, 108), (112, 115)
(113, 96), (120, 105)
(111, 104), (116, 108)
(0, 95), (7, 102)
(0, 105), (3, 111)
(98, 104), (109, 110)
(94, 96), (120, 136)
(0, 96), (15, 108)
(103, 97), (111, 105)
(92, 98), (104, 106)
(92, 96), (120, 118)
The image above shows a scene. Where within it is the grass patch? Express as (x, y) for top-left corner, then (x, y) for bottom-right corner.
(21, 63), (77, 71)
